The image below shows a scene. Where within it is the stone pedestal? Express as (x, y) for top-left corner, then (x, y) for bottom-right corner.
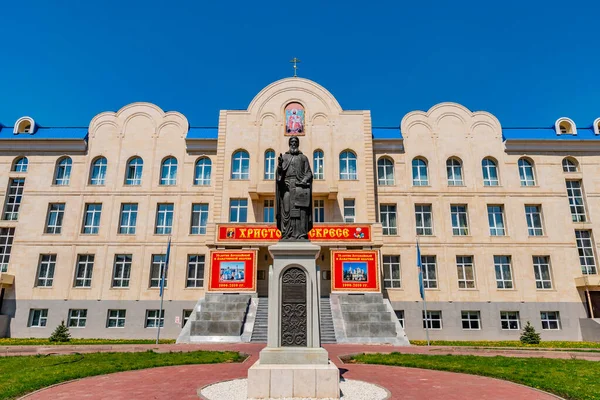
(247, 241), (340, 399)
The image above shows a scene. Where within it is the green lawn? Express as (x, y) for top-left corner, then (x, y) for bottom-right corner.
(0, 338), (176, 346)
(0, 350), (243, 400)
(351, 352), (600, 400)
(409, 340), (600, 349)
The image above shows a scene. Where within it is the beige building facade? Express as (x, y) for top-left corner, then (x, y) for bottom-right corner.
(0, 77), (598, 341)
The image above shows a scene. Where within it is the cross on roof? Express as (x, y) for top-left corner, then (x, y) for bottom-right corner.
(290, 58), (301, 77)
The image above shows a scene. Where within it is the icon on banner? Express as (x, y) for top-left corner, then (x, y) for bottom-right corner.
(226, 228), (235, 239)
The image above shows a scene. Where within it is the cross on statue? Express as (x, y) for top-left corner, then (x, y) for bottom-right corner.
(290, 57), (301, 77)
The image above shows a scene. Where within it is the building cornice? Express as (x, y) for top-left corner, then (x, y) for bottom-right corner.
(0, 139), (87, 153)
(504, 139), (600, 153)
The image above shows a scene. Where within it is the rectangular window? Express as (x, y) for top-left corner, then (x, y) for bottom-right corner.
(183, 309), (193, 326)
(487, 205), (506, 236)
(145, 309), (165, 328)
(576, 230), (597, 275)
(149, 254), (167, 288)
(343, 199), (355, 223)
(380, 204), (397, 235)
(74, 254), (94, 288)
(450, 205), (469, 236)
(494, 255), (513, 289)
(106, 309), (126, 328)
(36, 254), (56, 287)
(186, 254), (205, 288)
(229, 199), (248, 223)
(263, 200), (275, 223)
(112, 254), (132, 288)
(525, 205), (544, 236)
(461, 311), (481, 330)
(0, 227), (15, 272)
(566, 180), (586, 222)
(422, 310), (442, 329)
(456, 256), (475, 289)
(313, 151), (324, 180)
(541, 311), (561, 330)
(383, 255), (401, 288)
(28, 309), (48, 327)
(82, 203), (102, 234)
(533, 256), (552, 289)
(420, 255), (437, 289)
(395, 310), (405, 328)
(3, 178), (25, 220)
(155, 203), (174, 234)
(45, 203), (65, 234)
(191, 203), (209, 234)
(500, 311), (520, 330)
(415, 204), (433, 236)
(68, 309), (87, 328)
(314, 199), (325, 223)
(119, 203), (138, 234)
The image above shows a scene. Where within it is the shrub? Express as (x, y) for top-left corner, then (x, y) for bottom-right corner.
(520, 321), (541, 345)
(49, 320), (71, 342)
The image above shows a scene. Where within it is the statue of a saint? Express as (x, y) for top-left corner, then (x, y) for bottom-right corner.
(276, 136), (313, 240)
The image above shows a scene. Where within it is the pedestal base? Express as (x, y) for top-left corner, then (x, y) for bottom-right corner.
(259, 346), (329, 365)
(247, 360), (340, 399)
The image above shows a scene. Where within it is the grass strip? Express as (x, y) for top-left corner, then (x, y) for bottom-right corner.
(0, 350), (243, 400)
(352, 352), (599, 400)
(409, 340), (600, 349)
(0, 338), (176, 346)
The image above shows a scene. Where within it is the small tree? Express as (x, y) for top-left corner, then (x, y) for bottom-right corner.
(520, 321), (541, 345)
(49, 320), (71, 342)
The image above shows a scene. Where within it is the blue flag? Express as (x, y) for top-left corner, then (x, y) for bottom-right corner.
(417, 241), (425, 300)
(159, 237), (171, 297)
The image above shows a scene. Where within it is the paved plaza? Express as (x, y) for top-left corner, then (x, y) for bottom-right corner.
(12, 343), (580, 399)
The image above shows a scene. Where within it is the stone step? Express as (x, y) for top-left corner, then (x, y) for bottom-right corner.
(191, 320), (244, 336)
(340, 303), (388, 312)
(341, 311), (392, 323)
(344, 322), (397, 338)
(337, 293), (384, 304)
(201, 302), (249, 312)
(204, 294), (252, 303)
(196, 311), (246, 321)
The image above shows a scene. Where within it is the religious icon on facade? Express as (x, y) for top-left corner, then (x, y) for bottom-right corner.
(285, 102), (305, 135)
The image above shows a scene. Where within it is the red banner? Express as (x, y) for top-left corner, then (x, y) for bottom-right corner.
(331, 250), (380, 292)
(208, 250), (256, 292)
(217, 224), (371, 242)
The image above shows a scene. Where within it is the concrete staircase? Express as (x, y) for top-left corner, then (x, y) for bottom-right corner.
(320, 297), (336, 344)
(330, 293), (409, 345)
(250, 297), (269, 342)
(189, 293), (251, 339)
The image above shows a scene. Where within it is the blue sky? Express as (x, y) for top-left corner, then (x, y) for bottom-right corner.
(1, 0), (598, 128)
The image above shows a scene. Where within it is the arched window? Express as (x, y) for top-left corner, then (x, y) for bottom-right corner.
(518, 158), (536, 186)
(412, 158), (428, 186)
(339, 151), (357, 180)
(377, 157), (394, 186)
(12, 157), (28, 172)
(13, 117), (35, 134)
(125, 157), (143, 186)
(194, 157), (212, 185)
(555, 118), (577, 135)
(313, 150), (324, 180)
(231, 150), (250, 180)
(482, 158), (499, 186)
(562, 157), (578, 173)
(160, 157), (178, 185)
(89, 157), (107, 185)
(264, 150), (275, 180)
(446, 157), (464, 186)
(54, 157), (72, 186)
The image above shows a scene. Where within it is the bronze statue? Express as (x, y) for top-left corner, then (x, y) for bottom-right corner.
(276, 136), (313, 240)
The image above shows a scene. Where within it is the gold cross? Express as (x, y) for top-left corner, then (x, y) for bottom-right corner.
(290, 57), (301, 77)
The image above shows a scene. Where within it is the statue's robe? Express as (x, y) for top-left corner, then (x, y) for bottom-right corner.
(276, 151), (313, 240)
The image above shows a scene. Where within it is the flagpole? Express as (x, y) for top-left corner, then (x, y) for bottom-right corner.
(417, 239), (430, 346)
(156, 236), (171, 345)
(422, 277), (431, 346)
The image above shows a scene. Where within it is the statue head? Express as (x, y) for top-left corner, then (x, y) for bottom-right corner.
(289, 136), (300, 154)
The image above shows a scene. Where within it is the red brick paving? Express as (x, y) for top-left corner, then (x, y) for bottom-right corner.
(18, 343), (564, 400)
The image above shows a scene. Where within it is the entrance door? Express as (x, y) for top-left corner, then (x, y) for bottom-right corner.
(591, 292), (600, 318)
